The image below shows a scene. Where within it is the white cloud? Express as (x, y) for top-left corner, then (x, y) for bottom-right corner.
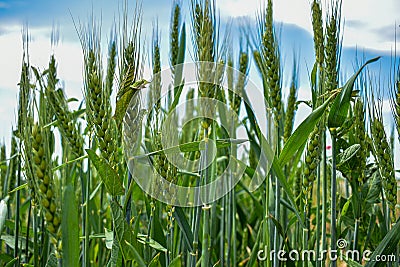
(0, 29), (23, 90)
(216, 0), (260, 18)
(0, 21), (154, 143)
(0, 25), (85, 142)
(0, 27), (24, 142)
(340, 0), (399, 51)
(218, 0), (399, 52)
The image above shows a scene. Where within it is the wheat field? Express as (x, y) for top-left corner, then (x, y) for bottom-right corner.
(0, 0), (399, 266)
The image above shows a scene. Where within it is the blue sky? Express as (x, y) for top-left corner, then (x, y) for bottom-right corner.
(0, 0), (399, 167)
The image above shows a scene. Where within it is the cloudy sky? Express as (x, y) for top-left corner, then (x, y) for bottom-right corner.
(0, 0), (399, 165)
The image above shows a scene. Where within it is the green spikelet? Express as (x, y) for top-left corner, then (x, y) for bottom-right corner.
(150, 29), (161, 109)
(283, 67), (298, 143)
(122, 41), (139, 77)
(325, 4), (341, 92)
(311, 0), (324, 67)
(46, 55), (84, 157)
(294, 166), (303, 205)
(261, 0), (282, 124)
(170, 2), (181, 70)
(370, 118), (397, 213)
(153, 132), (178, 186)
(85, 49), (104, 130)
(105, 40), (117, 98)
(31, 123), (61, 234)
(353, 98), (367, 183)
(192, 0), (218, 130)
(192, 0), (216, 90)
(17, 61), (30, 138)
(302, 124), (323, 196)
(83, 38), (118, 168)
(118, 11), (144, 166)
(228, 52), (248, 113)
(249, 143), (258, 171)
(153, 44), (161, 81)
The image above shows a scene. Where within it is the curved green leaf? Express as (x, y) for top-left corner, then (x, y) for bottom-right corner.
(86, 149), (124, 196)
(124, 241), (146, 267)
(168, 255), (182, 267)
(173, 207), (194, 251)
(271, 156), (304, 227)
(4, 257), (17, 267)
(246, 221), (263, 267)
(137, 234), (167, 252)
(279, 95), (332, 166)
(328, 57), (380, 128)
(365, 218), (400, 267)
(148, 253), (161, 267)
(110, 200), (143, 263)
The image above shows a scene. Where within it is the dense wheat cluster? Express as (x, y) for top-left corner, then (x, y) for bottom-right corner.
(0, 0), (398, 266)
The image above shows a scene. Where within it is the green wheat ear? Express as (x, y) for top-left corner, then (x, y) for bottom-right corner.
(31, 123), (61, 235)
(311, 0), (324, 68)
(170, 2), (181, 71)
(283, 61), (298, 143)
(369, 89), (397, 218)
(353, 98), (367, 184)
(302, 123), (323, 198)
(45, 55), (84, 158)
(261, 0), (282, 125)
(325, 1), (341, 92)
(370, 118), (397, 214)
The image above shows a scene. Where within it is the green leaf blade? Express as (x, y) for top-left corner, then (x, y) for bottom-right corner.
(365, 218), (400, 267)
(110, 200), (143, 263)
(86, 149), (124, 196)
(279, 96), (331, 166)
(61, 183), (80, 267)
(328, 56), (380, 128)
(173, 207), (194, 251)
